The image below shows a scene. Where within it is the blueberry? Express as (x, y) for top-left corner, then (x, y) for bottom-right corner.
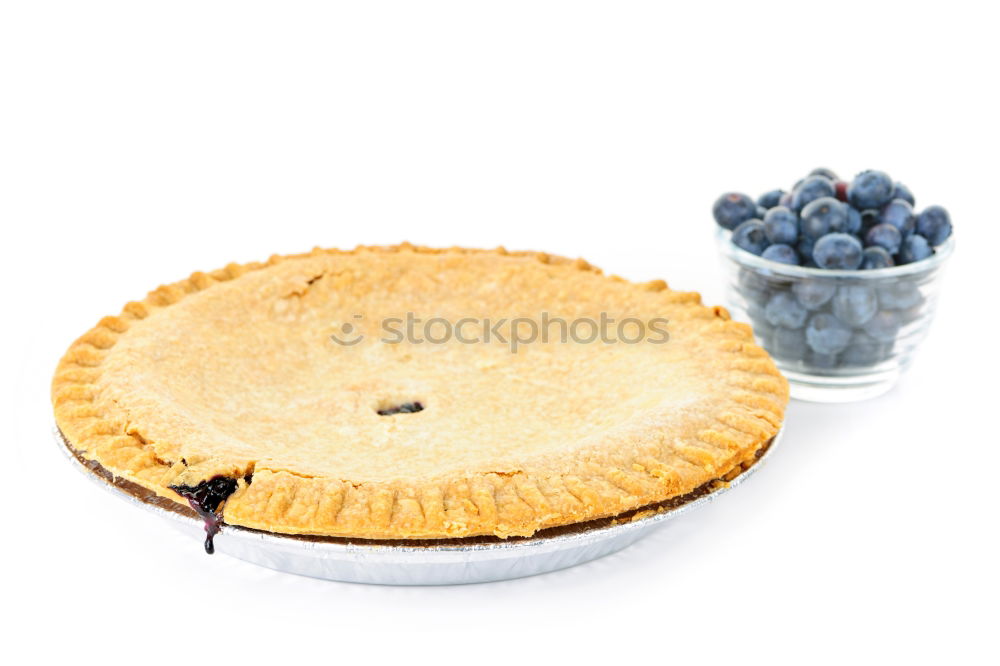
(809, 167), (839, 181)
(806, 349), (841, 370)
(731, 219), (769, 255)
(845, 207), (862, 234)
(877, 280), (923, 310)
(841, 331), (891, 367)
(860, 209), (881, 234)
(848, 170), (894, 210)
(813, 233), (863, 270)
(801, 197), (849, 238)
(879, 199), (916, 235)
(898, 234), (933, 264)
(762, 244), (800, 265)
(916, 205), (952, 246)
(765, 291), (808, 329)
(756, 205), (768, 220)
(797, 237), (817, 266)
(744, 268), (793, 292)
(750, 317), (775, 345)
(864, 223), (903, 255)
(713, 192), (758, 230)
(891, 182), (915, 207)
(746, 298), (766, 322)
(862, 310), (901, 342)
(770, 326), (808, 361)
(860, 246), (895, 269)
(778, 191), (794, 208)
(737, 269), (772, 307)
(895, 304), (925, 326)
(792, 279), (836, 310)
(745, 300), (772, 327)
(832, 285), (878, 326)
(763, 206), (799, 244)
(757, 189), (786, 209)
(738, 267), (771, 293)
(742, 289), (769, 311)
(805, 312), (852, 354)
(790, 176), (837, 213)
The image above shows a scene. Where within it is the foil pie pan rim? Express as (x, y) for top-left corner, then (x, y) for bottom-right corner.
(55, 425), (782, 559)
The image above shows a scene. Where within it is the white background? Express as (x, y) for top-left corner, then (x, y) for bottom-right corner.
(2, 1), (997, 663)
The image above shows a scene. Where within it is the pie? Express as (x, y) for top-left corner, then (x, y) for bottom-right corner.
(53, 244), (788, 549)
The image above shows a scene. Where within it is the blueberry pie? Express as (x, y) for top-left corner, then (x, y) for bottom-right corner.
(53, 245), (787, 548)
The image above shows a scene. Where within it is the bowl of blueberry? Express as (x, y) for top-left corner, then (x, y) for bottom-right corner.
(713, 168), (954, 402)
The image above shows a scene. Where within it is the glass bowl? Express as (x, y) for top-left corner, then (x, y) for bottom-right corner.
(716, 228), (954, 402)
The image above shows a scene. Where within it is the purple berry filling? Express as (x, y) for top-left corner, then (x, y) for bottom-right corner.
(169, 476), (240, 554)
(377, 401), (424, 416)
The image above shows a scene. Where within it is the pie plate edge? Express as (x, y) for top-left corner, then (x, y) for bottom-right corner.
(53, 425), (784, 585)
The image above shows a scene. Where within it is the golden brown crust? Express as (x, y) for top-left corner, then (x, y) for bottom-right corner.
(52, 244), (788, 539)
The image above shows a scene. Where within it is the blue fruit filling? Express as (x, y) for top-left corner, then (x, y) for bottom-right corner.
(377, 401), (425, 415)
(169, 476), (241, 554)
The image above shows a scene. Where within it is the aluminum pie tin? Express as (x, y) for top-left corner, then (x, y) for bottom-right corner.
(56, 426), (783, 585)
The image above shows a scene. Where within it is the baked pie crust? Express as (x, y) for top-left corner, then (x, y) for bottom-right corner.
(53, 245), (788, 541)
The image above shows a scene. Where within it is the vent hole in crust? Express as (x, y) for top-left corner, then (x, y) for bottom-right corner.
(376, 401), (424, 416)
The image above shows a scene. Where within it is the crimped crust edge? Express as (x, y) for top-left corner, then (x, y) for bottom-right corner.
(52, 244), (789, 540)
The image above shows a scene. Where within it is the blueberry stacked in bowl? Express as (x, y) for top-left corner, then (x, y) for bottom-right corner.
(712, 168), (954, 379)
(714, 168), (952, 269)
